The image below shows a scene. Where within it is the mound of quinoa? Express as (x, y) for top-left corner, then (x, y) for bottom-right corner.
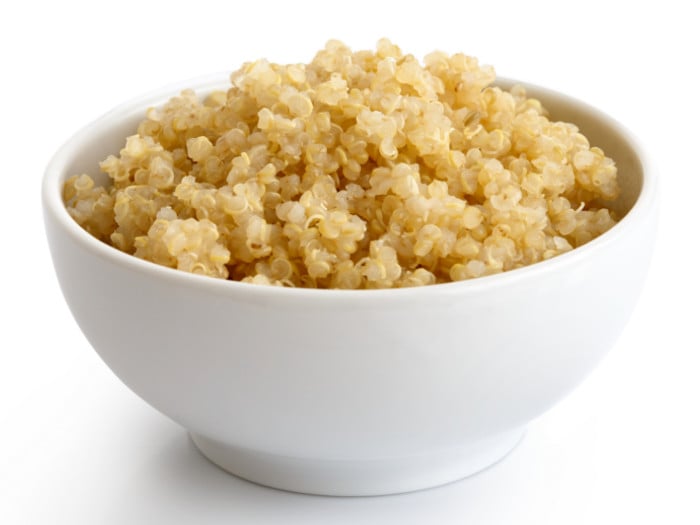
(64, 39), (619, 289)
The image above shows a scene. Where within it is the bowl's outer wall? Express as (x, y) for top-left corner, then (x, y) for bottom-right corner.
(43, 78), (658, 461)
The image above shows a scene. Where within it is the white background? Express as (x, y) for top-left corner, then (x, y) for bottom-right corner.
(1, 1), (698, 523)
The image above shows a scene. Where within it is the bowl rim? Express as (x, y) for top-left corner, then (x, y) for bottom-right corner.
(42, 73), (659, 300)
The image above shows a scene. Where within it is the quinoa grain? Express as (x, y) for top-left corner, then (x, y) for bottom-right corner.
(64, 39), (619, 288)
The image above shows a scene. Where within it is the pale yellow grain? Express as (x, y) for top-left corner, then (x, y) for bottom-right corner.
(64, 39), (619, 288)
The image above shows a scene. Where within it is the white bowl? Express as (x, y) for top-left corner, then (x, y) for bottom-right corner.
(42, 75), (658, 496)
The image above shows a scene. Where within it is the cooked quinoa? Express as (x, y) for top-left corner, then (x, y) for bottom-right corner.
(63, 39), (619, 289)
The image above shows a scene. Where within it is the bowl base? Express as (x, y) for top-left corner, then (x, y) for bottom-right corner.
(190, 428), (525, 496)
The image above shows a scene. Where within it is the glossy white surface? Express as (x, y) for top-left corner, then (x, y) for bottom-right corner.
(42, 74), (656, 494)
(3, 0), (698, 522)
(190, 428), (526, 495)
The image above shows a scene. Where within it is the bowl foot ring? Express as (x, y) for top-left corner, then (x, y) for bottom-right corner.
(190, 427), (525, 496)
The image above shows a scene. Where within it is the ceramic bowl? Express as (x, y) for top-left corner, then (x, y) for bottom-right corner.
(42, 75), (658, 496)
